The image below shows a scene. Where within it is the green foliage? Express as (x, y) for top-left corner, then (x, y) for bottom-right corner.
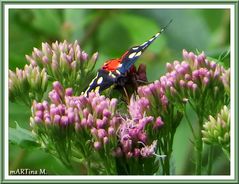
(63, 9), (89, 41)
(31, 9), (62, 38)
(9, 122), (39, 149)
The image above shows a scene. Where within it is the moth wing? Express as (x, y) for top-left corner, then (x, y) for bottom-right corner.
(118, 32), (162, 74)
(84, 69), (117, 96)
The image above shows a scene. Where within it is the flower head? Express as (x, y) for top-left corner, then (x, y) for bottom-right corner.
(116, 116), (157, 158)
(128, 95), (150, 120)
(163, 50), (230, 116)
(9, 65), (48, 105)
(202, 106), (230, 149)
(137, 80), (168, 112)
(31, 81), (121, 152)
(26, 40), (98, 93)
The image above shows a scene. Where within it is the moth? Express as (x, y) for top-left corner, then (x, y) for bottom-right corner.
(84, 20), (172, 96)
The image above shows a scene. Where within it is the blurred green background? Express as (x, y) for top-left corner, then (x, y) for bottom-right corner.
(9, 9), (230, 175)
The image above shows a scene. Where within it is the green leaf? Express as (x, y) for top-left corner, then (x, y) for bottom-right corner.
(199, 9), (226, 32)
(63, 9), (89, 41)
(117, 13), (166, 53)
(9, 10), (44, 69)
(143, 157), (159, 174)
(9, 122), (39, 149)
(206, 46), (230, 69)
(98, 13), (164, 58)
(98, 17), (132, 57)
(136, 9), (211, 51)
(32, 9), (62, 38)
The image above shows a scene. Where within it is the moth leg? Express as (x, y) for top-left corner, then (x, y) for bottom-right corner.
(136, 79), (150, 84)
(122, 87), (130, 105)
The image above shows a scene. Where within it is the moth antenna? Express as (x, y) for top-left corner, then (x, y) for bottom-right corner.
(159, 19), (173, 34)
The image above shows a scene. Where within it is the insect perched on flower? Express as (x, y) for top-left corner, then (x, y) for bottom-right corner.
(84, 20), (172, 96)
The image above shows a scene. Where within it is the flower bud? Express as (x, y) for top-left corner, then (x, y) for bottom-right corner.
(155, 117), (164, 128)
(65, 88), (73, 96)
(98, 129), (107, 139)
(90, 52), (98, 63)
(103, 136), (109, 144)
(202, 106), (230, 149)
(93, 141), (101, 150)
(53, 115), (61, 124)
(182, 49), (189, 60)
(108, 126), (115, 135)
(34, 116), (42, 124)
(81, 51), (88, 61)
(60, 116), (68, 126)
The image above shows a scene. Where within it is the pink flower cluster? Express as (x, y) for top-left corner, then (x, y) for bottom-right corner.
(26, 40), (98, 70)
(31, 81), (121, 150)
(9, 65), (48, 105)
(133, 50), (229, 120)
(25, 40), (99, 93)
(137, 80), (168, 111)
(115, 116), (158, 158)
(113, 94), (165, 159)
(163, 50), (229, 100)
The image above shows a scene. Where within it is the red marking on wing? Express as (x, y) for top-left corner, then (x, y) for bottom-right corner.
(120, 51), (129, 60)
(102, 51), (129, 71)
(102, 58), (121, 71)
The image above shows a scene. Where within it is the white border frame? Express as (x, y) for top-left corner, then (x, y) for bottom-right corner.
(4, 3), (235, 181)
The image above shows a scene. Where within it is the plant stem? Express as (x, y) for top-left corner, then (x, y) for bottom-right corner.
(161, 132), (174, 175)
(10, 149), (26, 170)
(195, 138), (202, 175)
(87, 160), (92, 175)
(222, 147), (230, 161)
(185, 111), (197, 140)
(164, 151), (171, 175)
(195, 116), (203, 175)
(207, 145), (214, 175)
(185, 109), (203, 175)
